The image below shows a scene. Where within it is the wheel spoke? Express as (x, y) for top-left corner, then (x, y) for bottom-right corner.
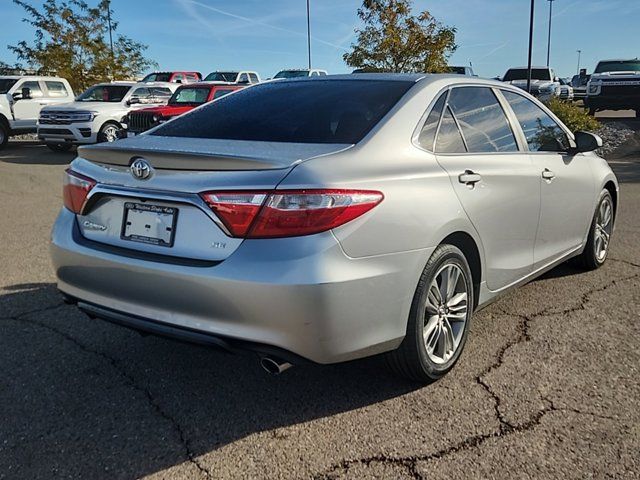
(426, 285), (441, 315)
(602, 202), (612, 228)
(447, 292), (467, 310)
(445, 266), (460, 301)
(426, 323), (441, 353)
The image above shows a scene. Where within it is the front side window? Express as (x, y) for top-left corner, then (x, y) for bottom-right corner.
(150, 87), (172, 102)
(435, 106), (467, 153)
(152, 79), (414, 144)
(238, 73), (249, 83)
(417, 92), (446, 150)
(169, 87), (210, 105)
(19, 81), (43, 98)
(447, 87), (518, 153)
(77, 85), (131, 102)
(502, 90), (570, 152)
(45, 81), (69, 97)
(129, 87), (151, 103)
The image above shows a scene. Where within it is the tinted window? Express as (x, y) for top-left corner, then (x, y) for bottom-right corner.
(502, 90), (569, 152)
(503, 68), (552, 81)
(417, 92), (446, 150)
(204, 72), (238, 82)
(274, 70), (310, 79)
(77, 85), (130, 102)
(249, 73), (259, 83)
(20, 81), (43, 98)
(435, 106), (466, 153)
(150, 87), (172, 102)
(143, 73), (171, 82)
(448, 87), (518, 153)
(0, 78), (18, 94)
(594, 60), (640, 73)
(45, 81), (69, 97)
(212, 88), (235, 99)
(152, 80), (413, 144)
(170, 87), (210, 105)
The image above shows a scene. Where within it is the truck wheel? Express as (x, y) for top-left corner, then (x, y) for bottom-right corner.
(98, 122), (122, 143)
(0, 122), (8, 150)
(588, 107), (597, 116)
(46, 143), (73, 152)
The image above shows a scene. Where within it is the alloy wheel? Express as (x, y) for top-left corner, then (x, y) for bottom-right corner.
(423, 263), (469, 364)
(102, 125), (120, 142)
(594, 196), (613, 262)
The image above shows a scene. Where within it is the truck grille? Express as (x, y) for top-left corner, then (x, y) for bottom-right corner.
(601, 84), (640, 96)
(128, 112), (158, 133)
(39, 110), (91, 124)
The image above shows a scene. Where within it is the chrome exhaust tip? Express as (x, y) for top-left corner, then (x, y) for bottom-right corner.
(260, 356), (292, 375)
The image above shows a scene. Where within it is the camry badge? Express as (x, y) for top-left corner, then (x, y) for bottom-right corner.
(130, 158), (152, 180)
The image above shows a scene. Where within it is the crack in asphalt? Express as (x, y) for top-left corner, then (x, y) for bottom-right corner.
(315, 272), (639, 479)
(609, 257), (640, 269)
(1, 304), (213, 480)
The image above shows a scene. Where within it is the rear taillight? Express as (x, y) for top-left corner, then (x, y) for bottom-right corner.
(201, 189), (383, 238)
(63, 169), (96, 214)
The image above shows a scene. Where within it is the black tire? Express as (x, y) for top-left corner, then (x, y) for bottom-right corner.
(587, 107), (597, 116)
(385, 244), (474, 383)
(0, 122), (8, 150)
(576, 189), (614, 270)
(46, 143), (73, 152)
(98, 122), (122, 143)
(636, 109), (639, 119)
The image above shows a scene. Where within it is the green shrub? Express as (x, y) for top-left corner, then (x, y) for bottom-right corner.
(545, 97), (600, 133)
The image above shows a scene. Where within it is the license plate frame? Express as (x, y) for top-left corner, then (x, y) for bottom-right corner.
(121, 202), (178, 247)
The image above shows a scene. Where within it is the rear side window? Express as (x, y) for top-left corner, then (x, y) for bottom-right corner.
(435, 106), (467, 153)
(502, 90), (570, 152)
(150, 87), (172, 102)
(152, 80), (414, 144)
(45, 81), (69, 97)
(447, 87), (518, 153)
(213, 88), (235, 99)
(417, 92), (446, 150)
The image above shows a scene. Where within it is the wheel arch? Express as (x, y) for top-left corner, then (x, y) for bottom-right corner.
(439, 231), (482, 309)
(603, 180), (617, 224)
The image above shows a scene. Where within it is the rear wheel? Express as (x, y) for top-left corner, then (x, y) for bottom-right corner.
(577, 189), (614, 270)
(386, 244), (473, 383)
(46, 143), (73, 152)
(0, 122), (8, 150)
(98, 122), (121, 143)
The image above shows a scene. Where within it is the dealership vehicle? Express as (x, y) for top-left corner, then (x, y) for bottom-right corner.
(447, 66), (476, 76)
(140, 71), (202, 84)
(558, 77), (574, 101)
(502, 66), (561, 101)
(203, 71), (260, 84)
(585, 59), (640, 116)
(38, 81), (179, 150)
(571, 73), (590, 101)
(274, 68), (327, 78)
(51, 74), (617, 381)
(124, 82), (244, 135)
(0, 75), (74, 149)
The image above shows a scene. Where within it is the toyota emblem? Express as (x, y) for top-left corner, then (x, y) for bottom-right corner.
(130, 158), (152, 180)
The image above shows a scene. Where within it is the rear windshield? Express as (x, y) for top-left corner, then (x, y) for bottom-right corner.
(503, 68), (552, 81)
(594, 60), (640, 73)
(204, 72), (237, 82)
(151, 79), (413, 144)
(76, 85), (131, 102)
(142, 73), (172, 82)
(274, 70), (310, 79)
(169, 87), (210, 105)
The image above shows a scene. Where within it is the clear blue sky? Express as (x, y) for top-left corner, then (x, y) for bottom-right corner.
(1, 0), (638, 79)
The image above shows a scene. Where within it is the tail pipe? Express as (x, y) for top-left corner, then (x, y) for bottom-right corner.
(260, 355), (293, 375)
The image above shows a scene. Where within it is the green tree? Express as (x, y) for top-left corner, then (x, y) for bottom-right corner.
(344, 0), (457, 73)
(8, 0), (157, 92)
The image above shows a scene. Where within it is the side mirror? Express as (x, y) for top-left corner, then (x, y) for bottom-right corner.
(127, 97), (140, 105)
(12, 92), (22, 101)
(22, 87), (32, 99)
(175, 79), (182, 84)
(573, 131), (602, 153)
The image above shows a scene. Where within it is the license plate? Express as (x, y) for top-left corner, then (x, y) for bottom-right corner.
(121, 202), (178, 247)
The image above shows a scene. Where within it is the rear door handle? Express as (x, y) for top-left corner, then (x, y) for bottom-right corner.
(458, 170), (482, 185)
(542, 168), (555, 180)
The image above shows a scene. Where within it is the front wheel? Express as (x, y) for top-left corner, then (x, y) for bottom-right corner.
(0, 122), (8, 150)
(386, 244), (474, 383)
(98, 122), (122, 143)
(577, 189), (614, 270)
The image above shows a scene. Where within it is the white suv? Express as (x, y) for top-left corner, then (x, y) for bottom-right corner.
(0, 75), (74, 149)
(37, 81), (179, 151)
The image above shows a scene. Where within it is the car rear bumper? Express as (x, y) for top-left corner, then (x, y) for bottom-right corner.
(51, 208), (432, 364)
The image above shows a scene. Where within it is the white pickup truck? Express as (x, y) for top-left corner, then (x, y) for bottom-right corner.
(0, 75), (74, 149)
(37, 81), (179, 151)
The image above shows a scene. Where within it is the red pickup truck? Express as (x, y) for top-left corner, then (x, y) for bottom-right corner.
(125, 82), (243, 134)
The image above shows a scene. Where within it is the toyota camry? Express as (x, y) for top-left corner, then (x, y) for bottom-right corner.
(51, 74), (618, 382)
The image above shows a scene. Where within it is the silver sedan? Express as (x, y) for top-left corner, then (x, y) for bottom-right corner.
(51, 74), (618, 382)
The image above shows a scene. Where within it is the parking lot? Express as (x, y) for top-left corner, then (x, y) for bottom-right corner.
(1, 114), (639, 479)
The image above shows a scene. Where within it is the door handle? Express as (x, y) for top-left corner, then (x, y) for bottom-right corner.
(458, 170), (482, 185)
(542, 168), (555, 180)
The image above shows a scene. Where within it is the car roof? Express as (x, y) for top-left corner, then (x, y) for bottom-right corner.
(596, 58), (639, 62)
(132, 81), (178, 87)
(187, 81), (239, 86)
(0, 75), (67, 80)
(277, 73), (427, 82)
(506, 66), (553, 70)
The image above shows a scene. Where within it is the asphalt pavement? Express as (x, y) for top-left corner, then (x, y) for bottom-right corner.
(1, 114), (639, 479)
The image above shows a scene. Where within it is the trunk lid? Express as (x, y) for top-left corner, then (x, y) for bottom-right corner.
(72, 137), (350, 261)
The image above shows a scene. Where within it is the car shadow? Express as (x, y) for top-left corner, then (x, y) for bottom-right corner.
(0, 141), (75, 165)
(0, 283), (420, 479)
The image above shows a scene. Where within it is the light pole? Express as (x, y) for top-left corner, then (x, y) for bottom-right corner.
(576, 49), (582, 75)
(546, 0), (555, 67)
(106, 0), (114, 80)
(306, 0), (311, 69)
(526, 0), (535, 93)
